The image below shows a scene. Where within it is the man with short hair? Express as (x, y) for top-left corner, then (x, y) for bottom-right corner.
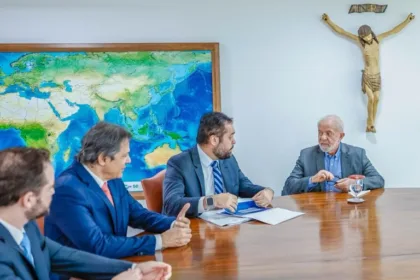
(0, 147), (171, 280)
(45, 122), (192, 259)
(163, 112), (274, 217)
(282, 115), (385, 195)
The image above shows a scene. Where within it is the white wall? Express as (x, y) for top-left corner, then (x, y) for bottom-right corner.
(1, 0), (420, 193)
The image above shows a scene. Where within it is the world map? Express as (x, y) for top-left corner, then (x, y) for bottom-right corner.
(0, 50), (214, 190)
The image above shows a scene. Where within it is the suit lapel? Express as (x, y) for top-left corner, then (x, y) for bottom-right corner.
(0, 223), (37, 278)
(191, 147), (206, 196)
(73, 161), (117, 233)
(107, 180), (120, 234)
(340, 143), (350, 178)
(316, 147), (326, 191)
(25, 223), (49, 280)
(0, 222), (21, 251)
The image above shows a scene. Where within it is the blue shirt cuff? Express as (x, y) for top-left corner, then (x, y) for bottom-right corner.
(307, 177), (317, 192)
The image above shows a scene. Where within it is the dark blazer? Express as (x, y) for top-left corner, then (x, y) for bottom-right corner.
(163, 146), (264, 217)
(45, 161), (175, 258)
(0, 221), (132, 280)
(282, 143), (385, 195)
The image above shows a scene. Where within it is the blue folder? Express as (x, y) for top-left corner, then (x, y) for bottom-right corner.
(222, 200), (268, 216)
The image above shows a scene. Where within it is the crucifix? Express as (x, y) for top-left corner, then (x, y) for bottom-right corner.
(322, 13), (415, 133)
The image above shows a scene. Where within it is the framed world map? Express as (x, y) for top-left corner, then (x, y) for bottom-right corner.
(0, 43), (220, 194)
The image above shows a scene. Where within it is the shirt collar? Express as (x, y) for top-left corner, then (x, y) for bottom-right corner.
(325, 143), (342, 158)
(82, 164), (106, 188)
(197, 144), (216, 167)
(0, 218), (24, 245)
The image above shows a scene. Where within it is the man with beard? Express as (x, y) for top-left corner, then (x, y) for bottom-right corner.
(163, 112), (274, 217)
(0, 147), (172, 280)
(282, 115), (384, 196)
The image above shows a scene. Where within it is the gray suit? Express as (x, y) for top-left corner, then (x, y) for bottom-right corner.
(282, 143), (384, 195)
(163, 146), (264, 217)
(0, 221), (132, 280)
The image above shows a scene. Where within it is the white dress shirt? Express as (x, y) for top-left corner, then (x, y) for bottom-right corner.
(0, 217), (34, 263)
(82, 165), (163, 251)
(197, 145), (225, 213)
(0, 218), (24, 245)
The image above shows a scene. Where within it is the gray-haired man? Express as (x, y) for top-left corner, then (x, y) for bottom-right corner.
(282, 115), (384, 195)
(45, 122), (192, 262)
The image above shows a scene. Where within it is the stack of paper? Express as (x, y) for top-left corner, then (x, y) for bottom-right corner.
(199, 200), (305, 226)
(240, 207), (304, 225)
(199, 210), (251, 227)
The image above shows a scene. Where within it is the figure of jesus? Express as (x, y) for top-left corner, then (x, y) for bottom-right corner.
(322, 13), (415, 133)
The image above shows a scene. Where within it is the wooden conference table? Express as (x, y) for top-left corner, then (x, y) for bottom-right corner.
(126, 189), (420, 279)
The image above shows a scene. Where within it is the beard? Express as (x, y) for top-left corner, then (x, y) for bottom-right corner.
(319, 143), (337, 154)
(213, 145), (233, 160)
(24, 198), (49, 220)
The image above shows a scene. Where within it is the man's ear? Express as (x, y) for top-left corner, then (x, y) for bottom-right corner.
(97, 153), (108, 166)
(20, 191), (37, 210)
(209, 135), (220, 147)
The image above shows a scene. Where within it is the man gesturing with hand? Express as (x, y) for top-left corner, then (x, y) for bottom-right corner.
(163, 112), (274, 217)
(45, 122), (193, 264)
(162, 203), (192, 248)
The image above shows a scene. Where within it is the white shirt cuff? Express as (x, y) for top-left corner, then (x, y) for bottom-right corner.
(198, 197), (205, 214)
(155, 234), (163, 251)
(155, 251), (164, 262)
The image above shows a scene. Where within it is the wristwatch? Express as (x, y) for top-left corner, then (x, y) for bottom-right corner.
(205, 196), (214, 210)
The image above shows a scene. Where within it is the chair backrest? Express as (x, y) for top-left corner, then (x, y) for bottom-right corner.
(36, 217), (44, 235)
(141, 170), (166, 213)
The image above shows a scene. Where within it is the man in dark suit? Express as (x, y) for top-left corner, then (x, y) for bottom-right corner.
(0, 147), (172, 280)
(282, 115), (385, 195)
(45, 122), (192, 259)
(163, 112), (275, 217)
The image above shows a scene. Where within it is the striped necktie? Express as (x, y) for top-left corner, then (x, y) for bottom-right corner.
(211, 161), (224, 194)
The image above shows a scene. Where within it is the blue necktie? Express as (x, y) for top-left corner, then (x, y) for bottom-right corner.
(20, 232), (34, 266)
(211, 161), (224, 194)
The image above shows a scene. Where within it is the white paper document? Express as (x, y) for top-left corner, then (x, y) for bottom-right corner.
(348, 190), (370, 198)
(241, 208), (304, 225)
(199, 210), (251, 227)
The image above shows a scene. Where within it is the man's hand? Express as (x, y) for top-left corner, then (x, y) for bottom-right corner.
(335, 178), (355, 193)
(311, 170), (334, 183)
(112, 268), (142, 280)
(322, 13), (329, 21)
(135, 261), (172, 280)
(161, 226), (192, 249)
(172, 203), (190, 229)
(213, 193), (238, 213)
(252, 188), (274, 208)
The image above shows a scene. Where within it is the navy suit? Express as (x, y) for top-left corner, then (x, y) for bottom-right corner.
(0, 221), (132, 280)
(163, 146), (264, 217)
(45, 161), (175, 258)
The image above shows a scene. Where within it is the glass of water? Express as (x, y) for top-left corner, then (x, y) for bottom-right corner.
(350, 179), (364, 201)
